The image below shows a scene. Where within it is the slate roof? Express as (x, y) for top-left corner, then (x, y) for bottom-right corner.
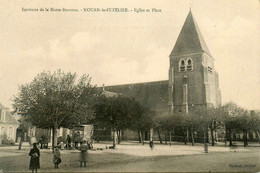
(101, 80), (169, 112)
(170, 10), (212, 57)
(0, 103), (20, 125)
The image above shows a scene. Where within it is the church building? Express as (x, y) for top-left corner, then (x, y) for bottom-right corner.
(104, 10), (221, 114)
(99, 10), (221, 140)
(168, 10), (221, 114)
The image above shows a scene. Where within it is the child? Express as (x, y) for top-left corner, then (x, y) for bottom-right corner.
(79, 140), (89, 167)
(53, 146), (61, 168)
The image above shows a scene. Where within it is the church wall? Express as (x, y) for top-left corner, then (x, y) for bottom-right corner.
(203, 53), (216, 106)
(214, 71), (222, 106)
(105, 81), (169, 112)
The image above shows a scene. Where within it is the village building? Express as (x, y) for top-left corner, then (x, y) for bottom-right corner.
(0, 103), (20, 144)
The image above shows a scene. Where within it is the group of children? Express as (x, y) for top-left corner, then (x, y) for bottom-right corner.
(29, 140), (90, 173)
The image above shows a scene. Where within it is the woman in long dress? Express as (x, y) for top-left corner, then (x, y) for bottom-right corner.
(79, 140), (89, 167)
(29, 143), (40, 173)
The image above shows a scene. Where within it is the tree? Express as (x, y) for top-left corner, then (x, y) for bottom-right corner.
(173, 112), (189, 145)
(250, 111), (260, 144)
(235, 110), (250, 147)
(93, 95), (135, 148)
(152, 111), (167, 144)
(186, 111), (201, 146)
(192, 106), (219, 146)
(130, 105), (155, 145)
(208, 107), (221, 146)
(17, 116), (31, 150)
(155, 112), (175, 146)
(217, 102), (251, 147)
(13, 70), (97, 149)
(233, 109), (260, 147)
(119, 97), (155, 145)
(217, 102), (238, 146)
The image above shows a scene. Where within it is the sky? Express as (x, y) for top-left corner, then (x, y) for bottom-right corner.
(0, 0), (259, 110)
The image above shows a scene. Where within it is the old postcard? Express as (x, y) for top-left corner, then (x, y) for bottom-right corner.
(0, 0), (259, 172)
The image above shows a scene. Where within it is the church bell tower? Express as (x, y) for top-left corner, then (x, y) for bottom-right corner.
(168, 10), (221, 114)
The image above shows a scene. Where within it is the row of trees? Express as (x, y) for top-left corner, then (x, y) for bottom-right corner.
(13, 70), (260, 149)
(93, 98), (260, 148)
(153, 103), (260, 147)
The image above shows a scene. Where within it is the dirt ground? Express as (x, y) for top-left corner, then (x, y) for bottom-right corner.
(0, 141), (259, 172)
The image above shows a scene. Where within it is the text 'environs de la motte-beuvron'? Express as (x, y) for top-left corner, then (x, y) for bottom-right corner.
(21, 8), (162, 13)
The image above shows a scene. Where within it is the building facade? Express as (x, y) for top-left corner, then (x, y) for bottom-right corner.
(0, 103), (20, 144)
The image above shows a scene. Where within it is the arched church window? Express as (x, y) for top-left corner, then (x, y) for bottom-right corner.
(187, 59), (193, 71)
(179, 60), (185, 72)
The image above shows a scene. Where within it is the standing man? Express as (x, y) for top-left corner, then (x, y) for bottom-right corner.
(66, 134), (71, 149)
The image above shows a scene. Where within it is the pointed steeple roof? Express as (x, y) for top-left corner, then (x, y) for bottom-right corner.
(170, 10), (211, 56)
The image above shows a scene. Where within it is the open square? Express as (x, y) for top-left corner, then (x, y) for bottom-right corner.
(0, 141), (259, 172)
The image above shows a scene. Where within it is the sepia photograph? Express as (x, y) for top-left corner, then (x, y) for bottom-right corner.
(0, 0), (259, 172)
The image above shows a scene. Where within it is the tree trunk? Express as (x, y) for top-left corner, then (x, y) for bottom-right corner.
(243, 130), (248, 147)
(214, 121), (217, 142)
(52, 126), (58, 153)
(165, 133), (167, 144)
(118, 130), (120, 144)
(172, 129), (175, 144)
(18, 135), (23, 150)
(255, 130), (260, 144)
(158, 129), (162, 144)
(117, 130), (121, 144)
(138, 130), (142, 143)
(224, 124), (227, 147)
(243, 130), (246, 147)
(191, 128), (194, 146)
(149, 128), (154, 149)
(210, 124), (215, 146)
(169, 131), (172, 146)
(183, 129), (187, 145)
(141, 131), (144, 145)
(204, 130), (206, 144)
(113, 124), (116, 149)
(186, 127), (189, 142)
(149, 128), (153, 142)
(245, 131), (248, 146)
(228, 128), (232, 146)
